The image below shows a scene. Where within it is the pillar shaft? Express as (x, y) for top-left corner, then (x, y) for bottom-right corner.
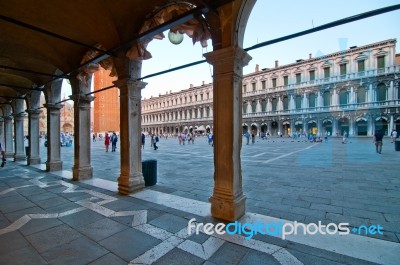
(204, 46), (251, 221)
(27, 109), (42, 165)
(71, 94), (94, 180)
(4, 117), (13, 158)
(44, 103), (63, 171)
(13, 114), (26, 161)
(114, 78), (147, 194)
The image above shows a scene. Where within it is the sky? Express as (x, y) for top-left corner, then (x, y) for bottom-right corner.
(62, 0), (400, 99)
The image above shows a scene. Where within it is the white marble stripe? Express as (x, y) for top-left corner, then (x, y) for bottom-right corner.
(129, 235), (184, 265)
(252, 152), (268, 157)
(0, 215), (31, 235)
(77, 201), (115, 217)
(110, 210), (139, 217)
(241, 213), (400, 265)
(28, 213), (58, 219)
(262, 144), (317, 164)
(82, 178), (118, 192)
(131, 189), (210, 217)
(134, 224), (173, 240)
(0, 188), (15, 195)
(131, 210), (147, 227)
(58, 207), (86, 217)
(272, 248), (304, 265)
(178, 237), (224, 260)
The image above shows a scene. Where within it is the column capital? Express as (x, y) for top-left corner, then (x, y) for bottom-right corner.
(13, 113), (27, 119)
(113, 78), (147, 90)
(44, 103), (64, 110)
(204, 46), (252, 75)
(69, 94), (95, 104)
(26, 109), (42, 115)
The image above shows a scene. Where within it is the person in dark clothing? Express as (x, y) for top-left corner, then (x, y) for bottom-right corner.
(111, 132), (118, 152)
(141, 133), (145, 149)
(374, 130), (384, 154)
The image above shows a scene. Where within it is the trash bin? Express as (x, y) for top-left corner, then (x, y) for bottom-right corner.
(395, 140), (400, 151)
(25, 146), (30, 156)
(142, 159), (157, 186)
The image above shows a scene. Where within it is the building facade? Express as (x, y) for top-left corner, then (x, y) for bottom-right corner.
(142, 39), (400, 137)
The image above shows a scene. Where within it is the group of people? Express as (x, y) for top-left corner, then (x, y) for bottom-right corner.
(104, 132), (118, 152)
(177, 132), (195, 145)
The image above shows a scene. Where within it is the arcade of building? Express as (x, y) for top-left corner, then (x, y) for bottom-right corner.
(142, 39), (400, 137)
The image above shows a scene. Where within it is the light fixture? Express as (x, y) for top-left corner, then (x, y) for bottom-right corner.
(168, 30), (184, 45)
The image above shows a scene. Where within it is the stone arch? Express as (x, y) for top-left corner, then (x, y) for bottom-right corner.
(375, 116), (388, 134)
(355, 117), (368, 135)
(338, 117), (350, 136)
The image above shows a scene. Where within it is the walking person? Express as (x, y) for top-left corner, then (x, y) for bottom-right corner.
(0, 141), (6, 167)
(150, 133), (154, 148)
(342, 131), (348, 144)
(111, 132), (118, 152)
(153, 134), (159, 150)
(324, 131), (328, 143)
(390, 128), (397, 143)
(141, 133), (145, 149)
(374, 129), (384, 154)
(245, 131), (250, 145)
(104, 132), (111, 152)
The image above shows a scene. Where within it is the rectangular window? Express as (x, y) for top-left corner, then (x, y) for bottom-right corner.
(200, 94), (203, 100)
(309, 70), (315, 82)
(272, 78), (277, 88)
(283, 76), (288, 86)
(207, 92), (209, 99)
(377, 56), (385, 69)
(340, 64), (347, 77)
(243, 85), (247, 93)
(195, 95), (197, 101)
(252, 83), (256, 91)
(262, 80), (266, 89)
(296, 73), (301, 84)
(358, 60), (365, 72)
(324, 67), (330, 79)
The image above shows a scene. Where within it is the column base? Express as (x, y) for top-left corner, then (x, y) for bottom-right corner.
(72, 166), (93, 181)
(5, 152), (14, 159)
(209, 193), (246, 222)
(14, 153), (26, 161)
(28, 156), (41, 165)
(46, 161), (63, 172)
(118, 173), (145, 195)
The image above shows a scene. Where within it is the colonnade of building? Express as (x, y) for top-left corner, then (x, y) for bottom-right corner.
(142, 39), (400, 137)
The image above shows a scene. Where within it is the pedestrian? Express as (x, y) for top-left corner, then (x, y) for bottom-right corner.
(153, 134), (159, 150)
(104, 132), (110, 152)
(208, 133), (213, 145)
(324, 131), (328, 142)
(92, 134), (96, 142)
(245, 131), (250, 145)
(390, 128), (397, 143)
(251, 132), (255, 144)
(342, 131), (348, 144)
(0, 141), (6, 167)
(111, 132), (118, 152)
(141, 133), (145, 149)
(374, 129), (384, 154)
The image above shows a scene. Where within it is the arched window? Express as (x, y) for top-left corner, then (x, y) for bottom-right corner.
(261, 99), (266, 112)
(251, 101), (257, 113)
(308, 93), (316, 108)
(283, 96), (289, 110)
(243, 102), (247, 114)
(323, 91), (330, 107)
(377, 83), (387, 101)
(357, 86), (366, 103)
(339, 89), (348, 105)
(272, 98), (277, 111)
(295, 95), (302, 109)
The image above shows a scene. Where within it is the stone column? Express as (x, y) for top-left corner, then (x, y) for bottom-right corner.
(0, 118), (3, 145)
(332, 118), (338, 137)
(26, 109), (42, 165)
(349, 117), (355, 136)
(317, 118), (323, 136)
(368, 116), (374, 136)
(256, 99), (262, 113)
(70, 94), (94, 180)
(13, 114), (26, 161)
(114, 78), (147, 194)
(204, 46), (251, 221)
(44, 103), (63, 171)
(389, 115), (394, 136)
(3, 116), (13, 158)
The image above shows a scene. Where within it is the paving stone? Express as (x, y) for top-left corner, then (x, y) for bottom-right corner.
(59, 209), (106, 228)
(208, 242), (249, 265)
(0, 245), (47, 265)
(310, 203), (343, 214)
(76, 218), (129, 241)
(342, 207), (386, 222)
(149, 213), (189, 233)
(42, 236), (108, 265)
(0, 231), (31, 256)
(188, 231), (210, 244)
(25, 224), (83, 253)
(153, 247), (204, 265)
(88, 253), (127, 265)
(34, 195), (71, 209)
(19, 218), (64, 236)
(4, 206), (47, 222)
(238, 249), (280, 265)
(99, 228), (161, 262)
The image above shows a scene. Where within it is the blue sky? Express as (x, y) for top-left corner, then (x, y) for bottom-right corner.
(62, 0), (400, 99)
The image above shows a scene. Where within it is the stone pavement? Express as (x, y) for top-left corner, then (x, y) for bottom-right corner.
(0, 136), (398, 264)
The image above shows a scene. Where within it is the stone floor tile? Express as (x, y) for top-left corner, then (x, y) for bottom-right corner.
(153, 247), (204, 265)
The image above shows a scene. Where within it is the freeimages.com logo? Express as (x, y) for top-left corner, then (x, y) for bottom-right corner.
(187, 218), (383, 240)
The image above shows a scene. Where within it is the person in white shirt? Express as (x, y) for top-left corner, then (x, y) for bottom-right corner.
(391, 129), (398, 143)
(0, 142), (6, 167)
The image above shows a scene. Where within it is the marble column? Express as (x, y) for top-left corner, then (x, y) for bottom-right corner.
(26, 109), (42, 165)
(332, 118), (339, 137)
(349, 117), (355, 136)
(368, 116), (374, 136)
(317, 118), (323, 136)
(114, 78), (147, 194)
(204, 46), (251, 221)
(13, 114), (26, 161)
(70, 94), (94, 180)
(44, 103), (63, 171)
(3, 116), (14, 158)
(0, 118), (3, 145)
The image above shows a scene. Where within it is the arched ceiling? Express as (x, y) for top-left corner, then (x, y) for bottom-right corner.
(0, 0), (234, 106)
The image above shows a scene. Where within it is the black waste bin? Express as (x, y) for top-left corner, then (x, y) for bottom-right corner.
(142, 159), (157, 186)
(25, 146), (30, 156)
(395, 140), (400, 151)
